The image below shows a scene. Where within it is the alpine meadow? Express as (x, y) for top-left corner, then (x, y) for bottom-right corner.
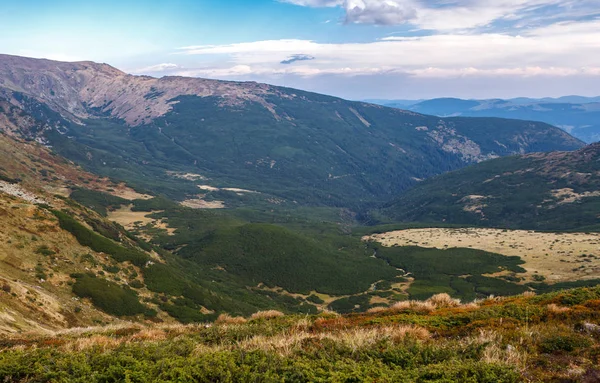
(0, 1), (600, 381)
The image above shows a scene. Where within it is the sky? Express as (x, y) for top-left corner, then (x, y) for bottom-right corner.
(1, 0), (599, 100)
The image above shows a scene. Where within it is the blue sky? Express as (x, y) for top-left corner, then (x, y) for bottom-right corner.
(1, 0), (599, 99)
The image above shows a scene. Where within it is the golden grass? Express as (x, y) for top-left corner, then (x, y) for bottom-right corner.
(3, 319), (432, 357)
(390, 300), (436, 313)
(547, 304), (571, 314)
(180, 196), (225, 209)
(250, 310), (285, 320)
(239, 325), (430, 357)
(107, 205), (157, 228)
(426, 293), (461, 308)
(368, 294), (481, 315)
(366, 306), (388, 314)
(365, 228), (600, 283)
(215, 314), (247, 325)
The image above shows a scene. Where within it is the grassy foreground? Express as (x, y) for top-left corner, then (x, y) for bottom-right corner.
(1, 287), (600, 382)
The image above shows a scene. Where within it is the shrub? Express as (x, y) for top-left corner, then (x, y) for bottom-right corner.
(328, 295), (371, 314)
(69, 189), (128, 216)
(306, 294), (324, 304)
(71, 274), (146, 316)
(539, 333), (592, 353)
(35, 245), (56, 257)
(129, 280), (144, 289)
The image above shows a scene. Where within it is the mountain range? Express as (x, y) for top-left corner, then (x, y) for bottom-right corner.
(0, 54), (599, 334)
(0, 54), (583, 210)
(369, 97), (600, 144)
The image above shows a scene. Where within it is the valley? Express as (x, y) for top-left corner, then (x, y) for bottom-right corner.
(0, 54), (598, 382)
(2, 0), (600, 378)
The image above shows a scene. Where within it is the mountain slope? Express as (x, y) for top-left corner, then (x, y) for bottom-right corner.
(0, 132), (405, 328)
(0, 54), (584, 209)
(379, 143), (600, 231)
(388, 97), (600, 143)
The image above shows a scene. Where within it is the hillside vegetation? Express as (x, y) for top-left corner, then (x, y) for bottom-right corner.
(0, 54), (584, 210)
(379, 143), (600, 231)
(0, 287), (599, 382)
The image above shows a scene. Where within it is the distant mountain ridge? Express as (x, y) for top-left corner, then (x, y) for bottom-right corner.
(0, 54), (584, 209)
(368, 96), (600, 143)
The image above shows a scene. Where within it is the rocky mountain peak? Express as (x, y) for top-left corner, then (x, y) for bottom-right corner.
(0, 54), (283, 125)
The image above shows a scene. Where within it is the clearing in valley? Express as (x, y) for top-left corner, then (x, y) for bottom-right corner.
(365, 228), (600, 283)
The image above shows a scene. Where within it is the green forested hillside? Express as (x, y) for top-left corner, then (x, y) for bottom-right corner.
(379, 143), (600, 231)
(58, 94), (582, 208)
(3, 85), (580, 210)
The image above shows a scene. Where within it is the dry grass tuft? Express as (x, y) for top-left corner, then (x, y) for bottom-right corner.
(130, 328), (168, 342)
(522, 291), (537, 298)
(250, 310), (284, 320)
(366, 306), (388, 314)
(426, 293), (461, 308)
(547, 303), (571, 314)
(390, 300), (436, 313)
(475, 329), (526, 368)
(239, 324), (430, 357)
(65, 335), (122, 352)
(216, 314), (247, 325)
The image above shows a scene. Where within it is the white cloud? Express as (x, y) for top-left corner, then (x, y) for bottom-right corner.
(344, 0), (419, 25)
(174, 19), (600, 80)
(132, 63), (179, 73)
(281, 0), (597, 30)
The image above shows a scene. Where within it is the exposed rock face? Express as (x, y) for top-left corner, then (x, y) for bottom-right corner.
(427, 123), (499, 162)
(0, 54), (282, 125)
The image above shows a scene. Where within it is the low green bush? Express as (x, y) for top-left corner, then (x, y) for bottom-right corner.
(539, 333), (592, 354)
(71, 273), (146, 317)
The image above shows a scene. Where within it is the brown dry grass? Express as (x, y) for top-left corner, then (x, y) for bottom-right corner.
(239, 325), (429, 357)
(368, 294), (481, 315)
(426, 293), (461, 308)
(365, 228), (600, 283)
(250, 310), (285, 320)
(547, 304), (571, 314)
(215, 314), (247, 325)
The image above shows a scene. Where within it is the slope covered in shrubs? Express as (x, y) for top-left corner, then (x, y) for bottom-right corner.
(0, 287), (599, 382)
